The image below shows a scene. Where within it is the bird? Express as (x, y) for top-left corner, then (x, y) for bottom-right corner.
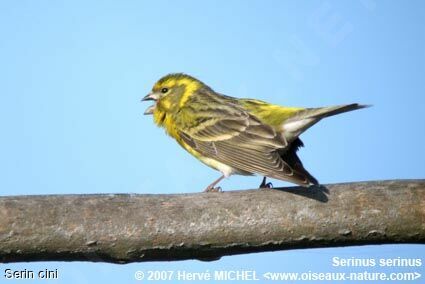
(142, 73), (367, 192)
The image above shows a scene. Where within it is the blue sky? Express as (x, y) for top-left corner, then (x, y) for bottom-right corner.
(0, 0), (424, 283)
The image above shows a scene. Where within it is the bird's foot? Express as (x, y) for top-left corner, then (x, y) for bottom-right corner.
(203, 175), (225, 192)
(259, 182), (273, 190)
(204, 186), (222, 193)
(259, 177), (273, 189)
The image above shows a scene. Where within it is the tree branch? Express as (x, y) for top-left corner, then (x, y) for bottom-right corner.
(0, 180), (424, 264)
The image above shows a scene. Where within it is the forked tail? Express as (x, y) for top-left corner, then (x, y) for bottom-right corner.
(282, 103), (369, 142)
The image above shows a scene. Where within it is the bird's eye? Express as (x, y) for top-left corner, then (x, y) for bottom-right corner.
(161, 88), (169, 94)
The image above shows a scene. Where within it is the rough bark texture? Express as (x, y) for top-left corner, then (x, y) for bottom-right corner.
(0, 180), (424, 264)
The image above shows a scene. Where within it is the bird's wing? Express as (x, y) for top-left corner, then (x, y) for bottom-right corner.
(174, 92), (314, 186)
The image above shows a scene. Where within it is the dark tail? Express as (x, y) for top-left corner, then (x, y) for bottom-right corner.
(282, 104), (370, 143)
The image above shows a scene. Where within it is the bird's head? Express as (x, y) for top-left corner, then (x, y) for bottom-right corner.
(142, 73), (204, 115)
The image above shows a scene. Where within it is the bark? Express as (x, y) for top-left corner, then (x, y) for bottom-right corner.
(0, 180), (424, 264)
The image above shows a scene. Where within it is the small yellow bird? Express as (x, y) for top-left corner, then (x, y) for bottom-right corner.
(142, 73), (367, 191)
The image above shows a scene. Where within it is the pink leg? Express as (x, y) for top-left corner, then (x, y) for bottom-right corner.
(204, 175), (225, 192)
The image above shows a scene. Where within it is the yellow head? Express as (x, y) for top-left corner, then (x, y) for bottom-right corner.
(142, 73), (204, 120)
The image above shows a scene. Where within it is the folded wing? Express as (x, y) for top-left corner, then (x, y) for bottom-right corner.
(174, 91), (316, 186)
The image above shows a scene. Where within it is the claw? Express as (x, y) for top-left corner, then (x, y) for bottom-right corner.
(203, 175), (225, 192)
(259, 177), (273, 189)
(204, 186), (222, 193)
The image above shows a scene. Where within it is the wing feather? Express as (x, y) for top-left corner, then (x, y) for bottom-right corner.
(174, 89), (313, 186)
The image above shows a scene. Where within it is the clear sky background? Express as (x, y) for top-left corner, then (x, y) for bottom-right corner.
(1, 0), (424, 283)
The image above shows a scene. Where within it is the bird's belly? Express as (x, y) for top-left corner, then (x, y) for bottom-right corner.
(197, 155), (236, 177)
(178, 139), (249, 177)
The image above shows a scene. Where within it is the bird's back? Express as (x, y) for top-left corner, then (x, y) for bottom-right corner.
(239, 98), (304, 130)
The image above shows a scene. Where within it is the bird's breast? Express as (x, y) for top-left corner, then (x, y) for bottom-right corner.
(153, 108), (237, 177)
(153, 109), (179, 139)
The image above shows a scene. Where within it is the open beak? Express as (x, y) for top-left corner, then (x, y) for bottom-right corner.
(144, 105), (155, 115)
(141, 92), (159, 115)
(141, 92), (159, 102)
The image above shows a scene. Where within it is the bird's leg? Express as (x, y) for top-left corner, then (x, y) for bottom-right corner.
(259, 176), (267, 188)
(204, 175), (225, 192)
(259, 176), (273, 189)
